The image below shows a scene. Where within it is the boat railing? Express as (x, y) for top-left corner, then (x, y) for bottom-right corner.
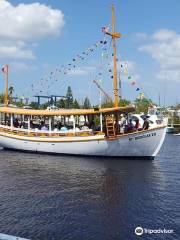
(0, 124), (104, 137)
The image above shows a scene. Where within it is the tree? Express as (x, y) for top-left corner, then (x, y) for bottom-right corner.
(83, 97), (91, 109)
(119, 98), (131, 107)
(73, 99), (80, 109)
(9, 86), (14, 103)
(0, 93), (5, 104)
(135, 97), (154, 114)
(29, 101), (39, 109)
(40, 102), (49, 109)
(57, 99), (66, 108)
(66, 86), (73, 108)
(15, 101), (25, 108)
(101, 101), (113, 108)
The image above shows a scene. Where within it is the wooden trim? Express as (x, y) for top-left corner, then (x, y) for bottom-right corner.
(0, 131), (105, 142)
(0, 125), (166, 143)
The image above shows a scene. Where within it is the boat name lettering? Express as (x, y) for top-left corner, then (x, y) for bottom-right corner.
(129, 132), (156, 141)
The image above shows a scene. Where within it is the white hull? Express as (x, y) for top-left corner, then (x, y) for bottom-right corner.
(0, 126), (166, 158)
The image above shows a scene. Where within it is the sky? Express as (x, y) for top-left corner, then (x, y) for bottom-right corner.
(0, 0), (180, 106)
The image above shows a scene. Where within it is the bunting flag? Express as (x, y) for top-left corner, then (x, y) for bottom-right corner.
(26, 38), (111, 97)
(102, 26), (109, 34)
(128, 76), (132, 79)
(136, 88), (140, 91)
(2, 65), (8, 74)
(131, 81), (136, 85)
(124, 68), (128, 75)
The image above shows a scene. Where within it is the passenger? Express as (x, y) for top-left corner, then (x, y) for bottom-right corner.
(57, 121), (62, 130)
(143, 117), (150, 130)
(75, 124), (80, 132)
(41, 125), (48, 131)
(13, 118), (19, 128)
(135, 119), (141, 130)
(60, 126), (68, 132)
(126, 119), (134, 132)
(90, 120), (96, 131)
(21, 121), (26, 129)
(119, 115), (127, 134)
(39, 121), (45, 130)
(81, 125), (89, 130)
(30, 120), (34, 129)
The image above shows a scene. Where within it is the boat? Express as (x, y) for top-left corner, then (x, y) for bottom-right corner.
(166, 126), (175, 134)
(174, 133), (180, 136)
(147, 105), (174, 134)
(0, 233), (29, 240)
(0, 6), (166, 159)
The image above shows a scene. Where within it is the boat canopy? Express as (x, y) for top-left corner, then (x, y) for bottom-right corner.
(0, 105), (135, 116)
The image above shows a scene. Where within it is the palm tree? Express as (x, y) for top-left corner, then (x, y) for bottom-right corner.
(9, 86), (14, 103)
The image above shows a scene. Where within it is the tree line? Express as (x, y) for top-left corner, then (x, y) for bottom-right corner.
(1, 85), (179, 118)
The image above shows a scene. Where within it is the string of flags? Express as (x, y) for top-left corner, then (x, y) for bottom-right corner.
(120, 63), (142, 92)
(23, 28), (145, 99)
(28, 38), (110, 95)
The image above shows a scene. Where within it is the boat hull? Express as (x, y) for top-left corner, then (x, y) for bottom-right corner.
(0, 126), (166, 158)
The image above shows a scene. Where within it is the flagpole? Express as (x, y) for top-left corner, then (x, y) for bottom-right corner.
(4, 65), (9, 106)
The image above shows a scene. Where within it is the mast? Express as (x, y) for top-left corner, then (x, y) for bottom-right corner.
(3, 64), (9, 106)
(112, 5), (119, 107)
(102, 5), (121, 107)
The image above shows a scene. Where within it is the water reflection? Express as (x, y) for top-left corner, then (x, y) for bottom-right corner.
(0, 143), (179, 240)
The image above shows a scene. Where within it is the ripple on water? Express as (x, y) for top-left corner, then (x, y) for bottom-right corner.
(0, 135), (179, 240)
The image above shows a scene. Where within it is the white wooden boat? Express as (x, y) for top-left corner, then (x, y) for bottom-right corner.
(0, 6), (166, 159)
(0, 106), (166, 159)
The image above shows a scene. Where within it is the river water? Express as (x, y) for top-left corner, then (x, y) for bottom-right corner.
(0, 135), (179, 240)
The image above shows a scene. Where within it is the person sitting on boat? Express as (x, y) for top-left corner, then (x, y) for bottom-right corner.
(142, 116), (150, 130)
(60, 126), (68, 132)
(21, 121), (26, 129)
(126, 119), (134, 132)
(135, 119), (141, 130)
(119, 114), (127, 134)
(41, 125), (48, 131)
(81, 125), (89, 131)
(75, 127), (80, 132)
(13, 118), (20, 128)
(90, 120), (96, 131)
(57, 121), (63, 130)
(30, 120), (34, 129)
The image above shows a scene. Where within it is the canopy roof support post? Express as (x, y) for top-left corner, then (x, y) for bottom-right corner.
(28, 116), (30, 133)
(10, 114), (13, 131)
(73, 115), (76, 135)
(100, 113), (103, 132)
(49, 117), (52, 135)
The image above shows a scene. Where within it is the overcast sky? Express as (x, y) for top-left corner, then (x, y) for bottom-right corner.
(0, 0), (180, 106)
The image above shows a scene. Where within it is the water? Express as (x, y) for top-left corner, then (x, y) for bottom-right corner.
(0, 135), (179, 240)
